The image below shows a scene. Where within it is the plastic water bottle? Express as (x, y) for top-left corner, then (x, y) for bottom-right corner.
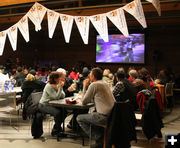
(4, 81), (9, 92)
(11, 80), (14, 91)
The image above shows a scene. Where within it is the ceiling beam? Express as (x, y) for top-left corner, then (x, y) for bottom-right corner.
(0, 0), (46, 7)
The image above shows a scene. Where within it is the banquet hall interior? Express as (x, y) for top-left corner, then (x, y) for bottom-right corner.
(0, 0), (180, 148)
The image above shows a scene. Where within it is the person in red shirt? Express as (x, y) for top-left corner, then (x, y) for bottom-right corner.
(69, 67), (79, 80)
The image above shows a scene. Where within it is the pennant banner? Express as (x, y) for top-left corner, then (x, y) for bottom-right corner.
(0, 31), (7, 56)
(107, 8), (129, 37)
(90, 14), (109, 42)
(27, 3), (40, 31)
(75, 16), (90, 44)
(17, 15), (30, 42)
(47, 9), (59, 38)
(36, 2), (47, 31)
(146, 0), (161, 16)
(60, 14), (74, 43)
(7, 25), (18, 51)
(0, 1), (161, 56)
(123, 0), (147, 28)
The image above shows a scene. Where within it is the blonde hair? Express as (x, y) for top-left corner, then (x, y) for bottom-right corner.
(26, 74), (35, 81)
(129, 69), (138, 79)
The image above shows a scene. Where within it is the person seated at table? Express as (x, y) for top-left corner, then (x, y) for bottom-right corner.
(76, 67), (90, 92)
(0, 65), (10, 91)
(57, 68), (78, 97)
(38, 71), (66, 136)
(57, 67), (89, 131)
(113, 70), (137, 110)
(138, 67), (154, 89)
(13, 66), (26, 87)
(154, 69), (173, 85)
(21, 69), (46, 120)
(69, 67), (79, 80)
(128, 69), (138, 82)
(77, 67), (115, 148)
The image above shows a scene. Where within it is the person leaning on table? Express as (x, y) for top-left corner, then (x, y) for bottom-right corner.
(38, 71), (66, 136)
(77, 67), (115, 148)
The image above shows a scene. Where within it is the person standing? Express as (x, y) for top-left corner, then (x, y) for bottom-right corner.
(77, 67), (115, 148)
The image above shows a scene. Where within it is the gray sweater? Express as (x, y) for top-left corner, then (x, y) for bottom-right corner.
(39, 83), (65, 104)
(83, 80), (115, 115)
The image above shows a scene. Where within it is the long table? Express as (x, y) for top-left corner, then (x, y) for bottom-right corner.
(48, 97), (94, 143)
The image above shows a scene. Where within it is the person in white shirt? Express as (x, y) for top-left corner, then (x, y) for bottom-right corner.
(0, 66), (10, 92)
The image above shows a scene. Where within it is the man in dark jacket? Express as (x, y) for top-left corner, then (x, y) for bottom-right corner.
(14, 67), (26, 86)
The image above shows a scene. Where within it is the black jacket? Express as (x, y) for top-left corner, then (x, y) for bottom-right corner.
(106, 101), (137, 148)
(21, 79), (46, 103)
(142, 95), (163, 140)
(14, 73), (26, 86)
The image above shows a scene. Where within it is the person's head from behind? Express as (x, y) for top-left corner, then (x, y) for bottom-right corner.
(17, 66), (22, 73)
(138, 67), (149, 77)
(116, 70), (125, 81)
(82, 67), (90, 78)
(29, 69), (36, 76)
(90, 67), (103, 82)
(0, 65), (5, 73)
(26, 74), (35, 81)
(129, 69), (138, 81)
(49, 71), (65, 84)
(133, 78), (146, 92)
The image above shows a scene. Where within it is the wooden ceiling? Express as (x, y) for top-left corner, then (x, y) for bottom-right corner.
(0, 0), (180, 30)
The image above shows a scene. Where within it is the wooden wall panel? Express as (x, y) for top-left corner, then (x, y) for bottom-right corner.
(0, 0), (45, 7)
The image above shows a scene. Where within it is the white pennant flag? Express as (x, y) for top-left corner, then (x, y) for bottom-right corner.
(27, 3), (40, 31)
(90, 14), (109, 42)
(123, 0), (147, 28)
(107, 8), (129, 37)
(60, 14), (74, 43)
(47, 9), (59, 38)
(17, 15), (29, 42)
(75, 16), (90, 44)
(8, 25), (18, 51)
(0, 31), (7, 56)
(36, 2), (47, 31)
(146, 0), (161, 16)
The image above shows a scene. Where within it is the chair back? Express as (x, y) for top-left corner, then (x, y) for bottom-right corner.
(31, 91), (43, 105)
(165, 82), (174, 97)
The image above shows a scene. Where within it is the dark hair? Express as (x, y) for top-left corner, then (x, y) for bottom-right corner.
(17, 66), (22, 72)
(116, 70), (125, 79)
(49, 72), (60, 84)
(29, 69), (36, 76)
(91, 67), (103, 80)
(138, 68), (149, 77)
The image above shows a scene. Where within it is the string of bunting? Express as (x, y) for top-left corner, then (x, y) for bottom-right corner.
(0, 0), (161, 56)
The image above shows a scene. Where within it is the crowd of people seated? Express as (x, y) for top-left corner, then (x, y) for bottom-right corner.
(0, 63), (179, 148)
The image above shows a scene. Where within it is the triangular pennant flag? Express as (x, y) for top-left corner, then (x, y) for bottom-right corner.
(36, 2), (47, 31)
(107, 8), (129, 37)
(7, 25), (18, 51)
(47, 9), (59, 38)
(59, 14), (74, 43)
(17, 15), (29, 42)
(146, 0), (161, 16)
(0, 31), (7, 56)
(75, 16), (90, 44)
(27, 3), (40, 31)
(123, 0), (147, 28)
(90, 14), (109, 42)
